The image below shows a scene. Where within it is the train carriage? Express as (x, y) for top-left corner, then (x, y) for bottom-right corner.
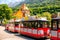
(18, 18), (50, 39)
(51, 17), (60, 40)
(5, 19), (20, 32)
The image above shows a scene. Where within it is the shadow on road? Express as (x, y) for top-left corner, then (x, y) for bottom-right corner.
(15, 34), (46, 40)
(4, 30), (17, 34)
(15, 34), (35, 40)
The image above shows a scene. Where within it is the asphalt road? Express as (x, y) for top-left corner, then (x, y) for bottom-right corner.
(0, 26), (35, 40)
(0, 26), (50, 40)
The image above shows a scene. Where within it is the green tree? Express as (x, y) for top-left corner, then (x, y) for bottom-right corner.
(0, 4), (13, 24)
(41, 12), (51, 21)
(36, 14), (41, 17)
(0, 4), (13, 20)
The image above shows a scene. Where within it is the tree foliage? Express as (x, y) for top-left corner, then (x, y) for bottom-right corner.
(0, 4), (13, 20)
(41, 12), (51, 21)
(29, 5), (60, 16)
(36, 12), (51, 21)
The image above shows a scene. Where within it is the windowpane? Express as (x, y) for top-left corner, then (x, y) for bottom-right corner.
(52, 21), (57, 30)
(31, 22), (35, 28)
(58, 20), (60, 29)
(15, 22), (19, 26)
(43, 22), (48, 28)
(38, 23), (40, 28)
(38, 21), (42, 28)
(29, 22), (32, 28)
(23, 22), (26, 27)
(34, 22), (38, 28)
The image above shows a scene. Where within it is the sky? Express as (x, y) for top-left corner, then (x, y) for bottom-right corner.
(0, 0), (25, 4)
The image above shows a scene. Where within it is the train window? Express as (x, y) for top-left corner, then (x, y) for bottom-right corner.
(34, 22), (38, 28)
(19, 22), (23, 27)
(23, 22), (29, 28)
(23, 22), (27, 28)
(45, 22), (48, 28)
(10, 22), (14, 27)
(40, 22), (43, 28)
(23, 22), (25, 27)
(20, 22), (24, 27)
(15, 22), (19, 26)
(25, 22), (26, 27)
(52, 21), (57, 30)
(29, 22), (32, 28)
(38, 23), (40, 28)
(31, 22), (35, 28)
(42, 22), (48, 28)
(26, 22), (29, 28)
(26, 22), (29, 27)
(38, 22), (42, 28)
(58, 21), (60, 29)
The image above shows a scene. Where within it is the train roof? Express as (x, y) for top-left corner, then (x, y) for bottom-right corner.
(9, 17), (49, 22)
(15, 19), (21, 22)
(9, 19), (14, 22)
(52, 17), (60, 20)
(19, 17), (49, 22)
(21, 19), (49, 22)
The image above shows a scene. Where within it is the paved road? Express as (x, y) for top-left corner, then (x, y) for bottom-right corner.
(0, 26), (34, 40)
(0, 26), (50, 40)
